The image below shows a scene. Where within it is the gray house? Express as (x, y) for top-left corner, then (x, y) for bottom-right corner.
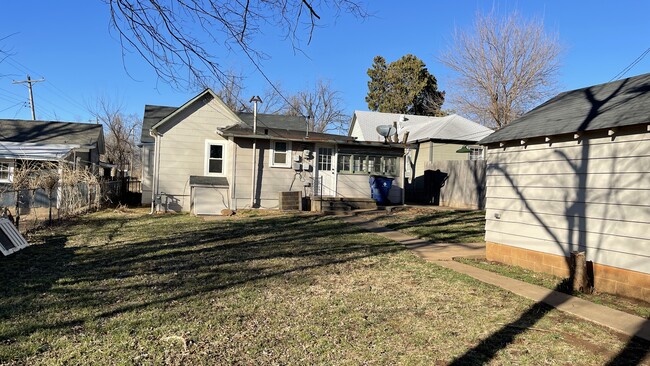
(0, 119), (105, 177)
(349, 111), (493, 208)
(141, 89), (407, 214)
(479, 72), (650, 302)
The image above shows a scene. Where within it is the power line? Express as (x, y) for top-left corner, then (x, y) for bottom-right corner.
(609, 47), (650, 82)
(12, 75), (45, 120)
(0, 101), (24, 114)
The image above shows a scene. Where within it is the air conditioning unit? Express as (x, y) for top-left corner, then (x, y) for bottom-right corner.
(279, 191), (302, 211)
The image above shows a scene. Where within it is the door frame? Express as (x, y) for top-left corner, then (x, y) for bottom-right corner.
(314, 144), (337, 197)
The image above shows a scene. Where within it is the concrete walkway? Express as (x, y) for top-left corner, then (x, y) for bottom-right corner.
(343, 214), (650, 342)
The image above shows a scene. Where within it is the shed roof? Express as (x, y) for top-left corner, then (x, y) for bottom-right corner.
(480, 72), (650, 144)
(141, 105), (176, 143)
(350, 111), (493, 143)
(0, 119), (104, 153)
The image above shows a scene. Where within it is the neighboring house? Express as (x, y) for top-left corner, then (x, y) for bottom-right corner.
(141, 89), (407, 214)
(479, 72), (650, 302)
(0, 119), (105, 208)
(0, 119), (105, 177)
(349, 111), (493, 207)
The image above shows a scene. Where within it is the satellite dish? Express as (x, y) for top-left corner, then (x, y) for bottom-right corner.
(376, 125), (397, 138)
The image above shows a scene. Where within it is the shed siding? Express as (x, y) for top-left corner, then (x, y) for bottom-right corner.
(156, 97), (236, 212)
(485, 131), (650, 274)
(432, 143), (468, 161)
(141, 144), (154, 205)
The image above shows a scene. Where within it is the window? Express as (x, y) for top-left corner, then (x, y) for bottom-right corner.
(318, 147), (333, 171)
(382, 156), (399, 176)
(338, 154), (351, 172)
(338, 154), (399, 176)
(469, 147), (485, 161)
(352, 155), (366, 173)
(367, 156), (381, 173)
(0, 162), (13, 182)
(205, 141), (226, 176)
(270, 140), (292, 168)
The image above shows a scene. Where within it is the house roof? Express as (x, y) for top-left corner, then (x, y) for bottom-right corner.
(141, 105), (176, 143)
(480, 72), (650, 144)
(0, 141), (79, 161)
(350, 111), (493, 143)
(218, 124), (412, 149)
(0, 119), (104, 153)
(236, 112), (307, 131)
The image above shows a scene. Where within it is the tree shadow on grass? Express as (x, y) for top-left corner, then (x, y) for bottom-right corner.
(0, 213), (404, 346)
(449, 279), (650, 365)
(374, 209), (486, 243)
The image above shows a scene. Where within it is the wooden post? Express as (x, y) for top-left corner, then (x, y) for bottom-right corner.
(570, 251), (588, 292)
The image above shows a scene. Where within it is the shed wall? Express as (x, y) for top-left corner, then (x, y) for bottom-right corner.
(484, 130), (650, 276)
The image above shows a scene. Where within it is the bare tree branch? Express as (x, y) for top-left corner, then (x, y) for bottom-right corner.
(285, 79), (347, 133)
(439, 11), (561, 129)
(105, 0), (367, 89)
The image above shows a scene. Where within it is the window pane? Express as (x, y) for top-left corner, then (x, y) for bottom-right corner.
(338, 154), (351, 172)
(210, 145), (223, 159)
(353, 155), (365, 172)
(384, 157), (398, 175)
(368, 156), (381, 173)
(209, 159), (222, 173)
(275, 142), (287, 152)
(0, 163), (9, 180)
(274, 152), (287, 164)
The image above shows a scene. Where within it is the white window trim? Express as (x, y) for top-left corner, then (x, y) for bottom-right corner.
(204, 140), (227, 176)
(0, 161), (14, 183)
(269, 140), (292, 168)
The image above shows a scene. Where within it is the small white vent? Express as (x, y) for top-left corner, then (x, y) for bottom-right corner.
(0, 218), (28, 256)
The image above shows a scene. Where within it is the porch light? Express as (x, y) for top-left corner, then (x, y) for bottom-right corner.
(456, 145), (471, 153)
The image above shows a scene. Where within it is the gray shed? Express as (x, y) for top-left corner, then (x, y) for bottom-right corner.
(479, 72), (650, 302)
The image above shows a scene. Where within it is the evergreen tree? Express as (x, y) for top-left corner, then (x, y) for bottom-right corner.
(365, 54), (445, 116)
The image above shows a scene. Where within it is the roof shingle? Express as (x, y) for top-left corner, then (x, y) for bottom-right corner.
(480, 72), (650, 144)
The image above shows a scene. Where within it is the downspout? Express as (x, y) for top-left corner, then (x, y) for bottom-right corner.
(249, 96), (262, 208)
(149, 130), (161, 214)
(231, 136), (237, 210)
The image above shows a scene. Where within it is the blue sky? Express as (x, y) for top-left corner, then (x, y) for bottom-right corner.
(0, 1), (648, 124)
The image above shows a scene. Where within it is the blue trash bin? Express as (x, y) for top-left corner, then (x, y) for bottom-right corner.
(369, 176), (394, 204)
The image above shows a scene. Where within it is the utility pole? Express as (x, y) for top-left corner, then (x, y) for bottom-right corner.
(13, 74), (45, 120)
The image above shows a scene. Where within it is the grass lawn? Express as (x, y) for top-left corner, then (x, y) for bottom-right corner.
(367, 207), (486, 243)
(1, 209), (648, 365)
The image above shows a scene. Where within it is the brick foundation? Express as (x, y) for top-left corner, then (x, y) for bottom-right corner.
(486, 242), (650, 303)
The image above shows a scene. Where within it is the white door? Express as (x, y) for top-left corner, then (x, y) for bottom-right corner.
(315, 146), (336, 196)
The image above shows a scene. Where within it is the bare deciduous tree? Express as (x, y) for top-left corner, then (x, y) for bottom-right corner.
(285, 79), (347, 133)
(90, 98), (141, 178)
(106, 0), (367, 88)
(439, 11), (561, 129)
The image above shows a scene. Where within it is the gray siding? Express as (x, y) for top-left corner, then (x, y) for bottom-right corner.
(233, 139), (313, 209)
(408, 142), (468, 202)
(141, 144), (154, 205)
(155, 97), (236, 212)
(427, 160), (486, 209)
(484, 130), (650, 274)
